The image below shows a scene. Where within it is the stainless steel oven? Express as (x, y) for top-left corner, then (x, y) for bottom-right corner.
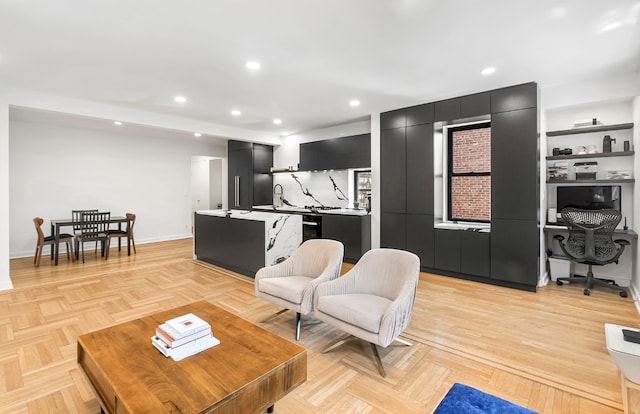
(302, 214), (321, 241)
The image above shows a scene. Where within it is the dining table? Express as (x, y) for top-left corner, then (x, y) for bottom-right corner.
(50, 216), (131, 265)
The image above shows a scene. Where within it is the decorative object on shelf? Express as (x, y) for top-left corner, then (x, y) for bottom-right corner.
(574, 161), (597, 180)
(574, 118), (602, 128)
(552, 148), (560, 156)
(606, 170), (633, 180)
(624, 140), (630, 151)
(603, 135), (616, 153)
(576, 146), (587, 154)
(558, 148), (572, 155)
(547, 161), (568, 181)
(587, 145), (598, 154)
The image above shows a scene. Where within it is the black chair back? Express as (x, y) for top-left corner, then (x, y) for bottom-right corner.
(560, 208), (621, 264)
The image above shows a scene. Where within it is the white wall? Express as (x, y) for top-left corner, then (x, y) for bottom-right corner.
(9, 117), (226, 258)
(0, 102), (10, 290)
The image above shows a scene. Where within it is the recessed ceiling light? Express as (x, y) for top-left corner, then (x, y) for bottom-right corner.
(245, 61), (261, 70)
(231, 109), (241, 116)
(174, 95), (187, 103)
(273, 119), (282, 125)
(194, 132), (202, 137)
(349, 100), (361, 107)
(113, 121), (122, 126)
(481, 67), (496, 75)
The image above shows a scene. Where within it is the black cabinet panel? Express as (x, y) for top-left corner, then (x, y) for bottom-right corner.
(406, 124), (434, 215)
(195, 213), (265, 276)
(491, 82), (537, 113)
(434, 98), (461, 122)
(406, 103), (434, 126)
(323, 215), (369, 262)
(381, 128), (406, 213)
(253, 144), (273, 174)
(380, 213), (406, 250)
(491, 219), (538, 286)
(253, 174), (273, 206)
(460, 231), (491, 278)
(460, 92), (491, 118)
(228, 147), (253, 209)
(299, 134), (370, 171)
(434, 229), (461, 272)
(406, 214), (434, 268)
(381, 109), (406, 130)
(228, 140), (253, 151)
(491, 108), (538, 221)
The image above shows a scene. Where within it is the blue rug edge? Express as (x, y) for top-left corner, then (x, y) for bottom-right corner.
(433, 383), (538, 414)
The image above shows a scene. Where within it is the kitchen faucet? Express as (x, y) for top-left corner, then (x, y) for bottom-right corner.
(273, 184), (284, 209)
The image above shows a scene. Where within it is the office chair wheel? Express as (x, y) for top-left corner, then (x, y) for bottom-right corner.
(620, 291), (628, 298)
(583, 288), (590, 296)
(556, 280), (563, 286)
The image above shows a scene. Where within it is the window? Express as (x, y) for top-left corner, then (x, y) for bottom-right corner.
(447, 122), (491, 223)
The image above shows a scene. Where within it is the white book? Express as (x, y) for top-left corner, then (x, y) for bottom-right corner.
(164, 313), (211, 339)
(151, 334), (220, 361)
(156, 324), (212, 347)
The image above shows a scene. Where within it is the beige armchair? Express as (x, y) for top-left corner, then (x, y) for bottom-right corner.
(314, 248), (420, 377)
(255, 239), (344, 341)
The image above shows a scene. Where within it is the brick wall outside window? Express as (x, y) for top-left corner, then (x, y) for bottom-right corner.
(450, 127), (491, 221)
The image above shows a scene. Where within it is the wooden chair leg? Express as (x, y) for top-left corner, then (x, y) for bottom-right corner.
(131, 236), (136, 254)
(33, 245), (39, 265)
(34, 245), (42, 267)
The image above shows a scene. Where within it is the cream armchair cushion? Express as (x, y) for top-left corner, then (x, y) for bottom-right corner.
(314, 248), (420, 376)
(255, 239), (344, 340)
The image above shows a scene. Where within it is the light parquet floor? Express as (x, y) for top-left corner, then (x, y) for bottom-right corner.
(2, 238), (639, 413)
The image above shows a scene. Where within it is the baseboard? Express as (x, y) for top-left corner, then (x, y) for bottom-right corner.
(0, 280), (14, 291)
(629, 284), (640, 316)
(10, 234), (193, 259)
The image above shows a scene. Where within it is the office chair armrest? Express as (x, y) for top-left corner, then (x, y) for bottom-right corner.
(614, 239), (630, 246)
(553, 234), (565, 241)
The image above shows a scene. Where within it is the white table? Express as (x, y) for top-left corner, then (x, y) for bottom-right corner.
(605, 323), (640, 413)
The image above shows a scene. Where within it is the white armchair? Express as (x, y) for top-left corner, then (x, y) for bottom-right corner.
(255, 239), (344, 340)
(314, 248), (420, 377)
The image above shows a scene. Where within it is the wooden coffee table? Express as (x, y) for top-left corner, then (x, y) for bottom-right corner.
(78, 301), (307, 413)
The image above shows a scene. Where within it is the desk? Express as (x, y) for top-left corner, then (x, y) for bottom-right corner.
(77, 301), (307, 414)
(50, 216), (130, 265)
(605, 323), (640, 413)
(543, 225), (637, 287)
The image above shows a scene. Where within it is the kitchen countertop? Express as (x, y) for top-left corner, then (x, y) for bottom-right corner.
(252, 205), (369, 216)
(196, 209), (299, 221)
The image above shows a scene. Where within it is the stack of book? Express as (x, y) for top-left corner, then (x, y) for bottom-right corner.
(151, 313), (219, 361)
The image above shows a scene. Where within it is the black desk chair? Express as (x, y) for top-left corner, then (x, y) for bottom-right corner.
(554, 207), (628, 297)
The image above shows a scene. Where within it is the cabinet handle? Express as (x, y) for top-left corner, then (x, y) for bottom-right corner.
(234, 176), (240, 207)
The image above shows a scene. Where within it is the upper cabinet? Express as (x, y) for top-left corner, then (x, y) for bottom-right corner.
(490, 83), (537, 113)
(228, 140), (273, 209)
(299, 133), (371, 171)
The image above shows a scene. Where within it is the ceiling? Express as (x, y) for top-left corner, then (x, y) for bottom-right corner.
(1, 1), (639, 140)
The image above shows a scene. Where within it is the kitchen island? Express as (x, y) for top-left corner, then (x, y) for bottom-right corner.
(194, 210), (302, 277)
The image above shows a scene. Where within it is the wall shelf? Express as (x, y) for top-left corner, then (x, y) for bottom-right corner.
(546, 151), (634, 161)
(546, 122), (633, 137)
(547, 179), (635, 184)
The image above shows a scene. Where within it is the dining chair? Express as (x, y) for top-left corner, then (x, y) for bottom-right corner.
(76, 211), (111, 263)
(72, 209), (98, 253)
(33, 217), (74, 266)
(105, 213), (137, 259)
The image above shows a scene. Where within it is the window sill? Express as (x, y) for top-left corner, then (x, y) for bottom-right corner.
(434, 222), (491, 232)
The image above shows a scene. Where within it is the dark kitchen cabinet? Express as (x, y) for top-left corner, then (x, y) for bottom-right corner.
(380, 213), (406, 250)
(194, 213), (265, 277)
(380, 127), (406, 214)
(322, 214), (371, 263)
(228, 140), (273, 210)
(406, 123), (433, 215)
(491, 83), (537, 113)
(228, 147), (253, 209)
(381, 109), (406, 130)
(491, 219), (538, 288)
(460, 92), (491, 119)
(406, 103), (434, 127)
(491, 108), (538, 221)
(299, 134), (370, 171)
(434, 98), (461, 122)
(460, 231), (490, 278)
(434, 229), (461, 272)
(406, 214), (434, 268)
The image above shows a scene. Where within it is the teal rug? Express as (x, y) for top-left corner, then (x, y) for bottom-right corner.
(434, 383), (538, 414)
